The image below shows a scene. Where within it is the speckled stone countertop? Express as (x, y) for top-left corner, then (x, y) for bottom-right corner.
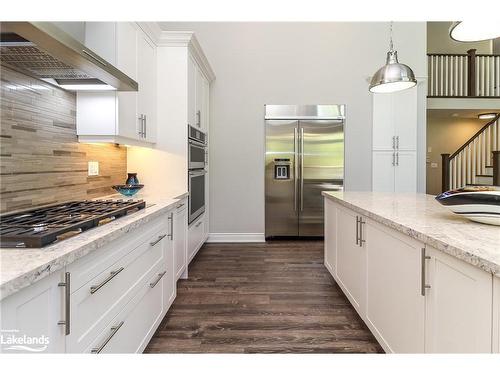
(0, 192), (188, 301)
(323, 191), (500, 276)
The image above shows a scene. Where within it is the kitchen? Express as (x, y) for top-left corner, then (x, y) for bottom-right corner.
(1, 1), (500, 373)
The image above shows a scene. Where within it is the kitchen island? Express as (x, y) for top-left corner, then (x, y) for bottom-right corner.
(323, 191), (500, 354)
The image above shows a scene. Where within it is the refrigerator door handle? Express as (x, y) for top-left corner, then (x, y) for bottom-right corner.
(300, 127), (304, 211)
(294, 127), (298, 212)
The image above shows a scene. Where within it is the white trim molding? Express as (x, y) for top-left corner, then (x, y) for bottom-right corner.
(207, 233), (265, 243)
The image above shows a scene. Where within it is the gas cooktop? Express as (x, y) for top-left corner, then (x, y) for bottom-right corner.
(0, 200), (146, 248)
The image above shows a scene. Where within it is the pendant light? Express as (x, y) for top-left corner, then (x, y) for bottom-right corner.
(369, 22), (417, 93)
(450, 21), (500, 42)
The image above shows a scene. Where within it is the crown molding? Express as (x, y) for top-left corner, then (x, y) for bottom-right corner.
(141, 24), (215, 82)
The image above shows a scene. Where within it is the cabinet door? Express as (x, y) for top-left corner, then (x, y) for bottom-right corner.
(201, 75), (210, 133)
(372, 151), (395, 192)
(394, 151), (417, 193)
(163, 221), (176, 311)
(425, 246), (493, 353)
(187, 56), (196, 128)
(116, 23), (140, 141)
(335, 207), (365, 314)
(174, 204), (188, 280)
(324, 198), (337, 276)
(137, 31), (157, 143)
(0, 271), (66, 353)
(393, 86), (417, 151)
(372, 93), (394, 150)
(494, 277), (500, 353)
(365, 221), (425, 353)
(195, 68), (204, 129)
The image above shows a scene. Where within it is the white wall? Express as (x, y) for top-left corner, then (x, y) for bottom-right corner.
(160, 22), (427, 235)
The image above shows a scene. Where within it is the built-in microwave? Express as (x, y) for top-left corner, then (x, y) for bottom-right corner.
(188, 125), (207, 170)
(188, 169), (206, 224)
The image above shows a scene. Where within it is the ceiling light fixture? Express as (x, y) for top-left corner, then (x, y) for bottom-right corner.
(369, 22), (417, 94)
(478, 113), (497, 120)
(450, 21), (500, 42)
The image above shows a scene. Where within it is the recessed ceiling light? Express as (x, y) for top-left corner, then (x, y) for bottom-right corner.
(450, 21), (500, 42)
(478, 113), (497, 120)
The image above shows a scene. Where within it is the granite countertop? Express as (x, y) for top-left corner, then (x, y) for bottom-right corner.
(322, 191), (500, 276)
(0, 192), (188, 301)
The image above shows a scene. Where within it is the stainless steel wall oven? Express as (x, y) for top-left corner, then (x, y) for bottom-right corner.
(188, 125), (207, 224)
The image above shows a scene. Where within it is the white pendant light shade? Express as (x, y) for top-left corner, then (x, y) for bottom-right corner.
(450, 21), (500, 42)
(369, 22), (417, 94)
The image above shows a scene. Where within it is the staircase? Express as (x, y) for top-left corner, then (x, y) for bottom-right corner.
(441, 114), (500, 192)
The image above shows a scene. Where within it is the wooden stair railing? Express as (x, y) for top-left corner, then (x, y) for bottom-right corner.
(428, 49), (500, 98)
(441, 114), (500, 192)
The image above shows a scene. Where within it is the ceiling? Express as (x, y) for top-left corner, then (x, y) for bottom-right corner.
(427, 108), (499, 120)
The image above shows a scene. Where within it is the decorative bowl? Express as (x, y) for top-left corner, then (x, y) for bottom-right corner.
(435, 186), (500, 225)
(112, 184), (144, 197)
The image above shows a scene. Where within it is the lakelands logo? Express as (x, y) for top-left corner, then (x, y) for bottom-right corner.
(1, 329), (49, 352)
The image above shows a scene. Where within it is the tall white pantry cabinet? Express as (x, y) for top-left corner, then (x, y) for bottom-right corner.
(372, 84), (419, 192)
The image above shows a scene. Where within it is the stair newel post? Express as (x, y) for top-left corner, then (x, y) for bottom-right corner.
(467, 49), (477, 97)
(493, 151), (500, 186)
(441, 154), (451, 192)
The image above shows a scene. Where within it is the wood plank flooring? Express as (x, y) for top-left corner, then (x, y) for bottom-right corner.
(144, 241), (383, 353)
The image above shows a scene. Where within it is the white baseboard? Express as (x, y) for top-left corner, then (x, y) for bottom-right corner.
(207, 233), (265, 243)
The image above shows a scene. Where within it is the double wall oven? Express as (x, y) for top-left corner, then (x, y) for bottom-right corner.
(188, 125), (207, 224)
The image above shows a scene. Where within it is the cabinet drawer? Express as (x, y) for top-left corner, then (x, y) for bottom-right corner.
(188, 214), (205, 262)
(67, 225), (168, 352)
(85, 264), (166, 353)
(67, 215), (167, 293)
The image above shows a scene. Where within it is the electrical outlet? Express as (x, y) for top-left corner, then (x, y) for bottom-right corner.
(88, 161), (99, 176)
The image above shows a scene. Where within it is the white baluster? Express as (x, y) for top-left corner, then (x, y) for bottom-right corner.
(440, 56), (444, 96)
(464, 57), (468, 96)
(472, 138), (477, 184)
(459, 56), (464, 96)
(485, 56), (490, 96)
(496, 56), (500, 96)
(486, 126), (491, 166)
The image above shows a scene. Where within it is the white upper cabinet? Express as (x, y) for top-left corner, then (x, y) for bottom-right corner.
(372, 85), (417, 151)
(187, 56), (197, 129)
(77, 22), (156, 146)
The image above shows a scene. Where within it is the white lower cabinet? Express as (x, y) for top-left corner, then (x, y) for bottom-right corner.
(324, 199), (495, 353)
(365, 221), (424, 353)
(424, 246), (492, 353)
(173, 201), (188, 280)
(188, 213), (206, 263)
(85, 263), (166, 353)
(494, 277), (500, 353)
(335, 206), (365, 314)
(0, 270), (67, 353)
(0, 207), (182, 353)
(323, 198), (337, 274)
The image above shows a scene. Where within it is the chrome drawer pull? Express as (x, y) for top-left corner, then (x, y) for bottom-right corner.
(195, 221), (202, 228)
(57, 272), (71, 335)
(91, 321), (124, 354)
(150, 234), (167, 247)
(149, 271), (167, 288)
(421, 248), (431, 296)
(90, 267), (124, 294)
(176, 203), (185, 209)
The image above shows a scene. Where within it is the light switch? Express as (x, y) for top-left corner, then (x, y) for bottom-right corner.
(88, 161), (99, 176)
(431, 162), (438, 168)
(427, 147), (432, 153)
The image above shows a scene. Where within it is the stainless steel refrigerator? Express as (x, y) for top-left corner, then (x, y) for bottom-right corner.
(265, 104), (345, 238)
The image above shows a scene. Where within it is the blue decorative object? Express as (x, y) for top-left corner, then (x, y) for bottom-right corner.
(126, 173), (139, 185)
(112, 184), (144, 197)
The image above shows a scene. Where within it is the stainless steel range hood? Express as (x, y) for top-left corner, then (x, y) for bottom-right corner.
(0, 22), (138, 91)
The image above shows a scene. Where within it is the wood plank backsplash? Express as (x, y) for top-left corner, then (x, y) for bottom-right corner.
(0, 66), (127, 213)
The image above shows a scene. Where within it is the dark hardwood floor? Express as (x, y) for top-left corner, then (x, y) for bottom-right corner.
(144, 241), (383, 353)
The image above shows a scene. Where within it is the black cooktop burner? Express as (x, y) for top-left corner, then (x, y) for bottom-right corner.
(0, 200), (146, 248)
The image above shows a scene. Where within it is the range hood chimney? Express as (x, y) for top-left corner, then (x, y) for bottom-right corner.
(0, 22), (138, 91)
